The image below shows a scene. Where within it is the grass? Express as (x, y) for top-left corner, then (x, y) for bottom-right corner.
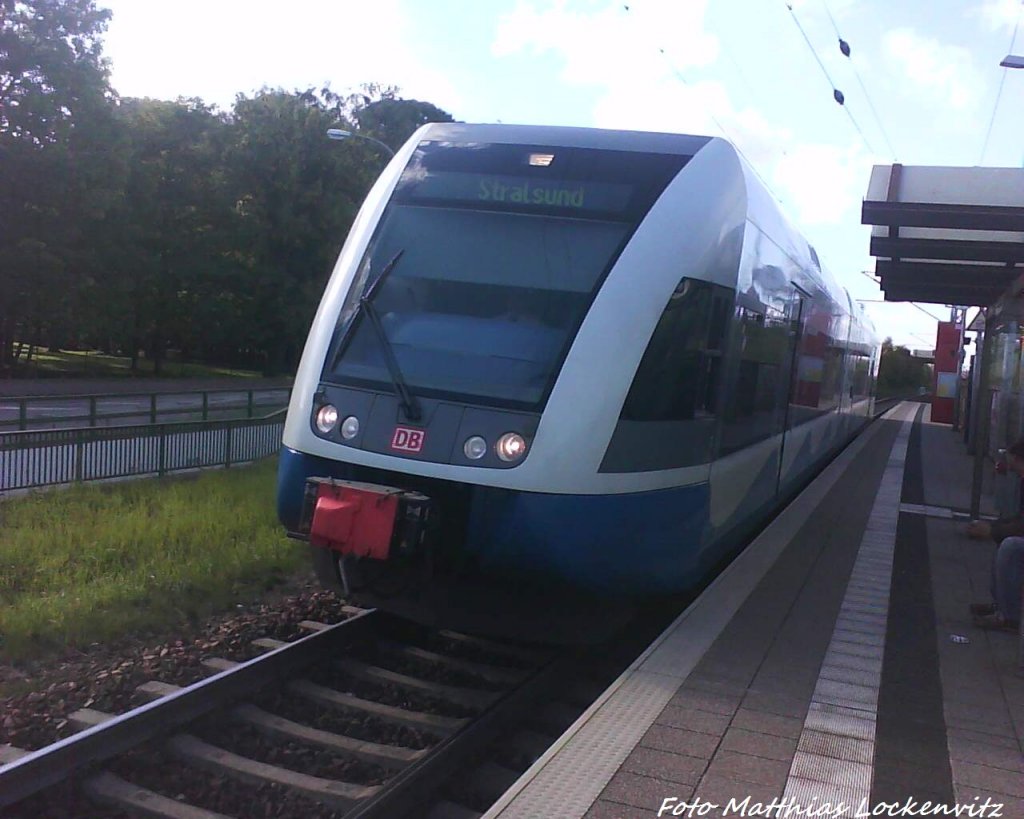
(0, 458), (306, 660)
(8, 343), (264, 379)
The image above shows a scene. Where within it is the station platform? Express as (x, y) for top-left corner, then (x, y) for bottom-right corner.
(485, 403), (1024, 819)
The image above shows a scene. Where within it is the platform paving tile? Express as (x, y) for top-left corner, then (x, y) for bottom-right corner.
(621, 746), (708, 787)
(953, 760), (1024, 798)
(730, 707), (804, 740)
(691, 773), (781, 810)
(703, 749), (791, 790)
(598, 770), (684, 812)
(753, 663), (823, 692)
(692, 656), (762, 684)
(943, 704), (1018, 738)
(666, 689), (741, 718)
(758, 667), (828, 690)
(677, 674), (748, 699)
(654, 705), (732, 737)
(941, 682), (1009, 707)
(749, 669), (822, 696)
(999, 682), (1024, 707)
(953, 786), (1024, 817)
(686, 662), (757, 686)
(947, 736), (1024, 772)
(639, 724), (722, 759)
(718, 726), (797, 762)
(946, 724), (1021, 750)
(739, 690), (810, 720)
(583, 798), (657, 819)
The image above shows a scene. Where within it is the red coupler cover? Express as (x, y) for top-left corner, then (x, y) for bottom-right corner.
(309, 482), (400, 560)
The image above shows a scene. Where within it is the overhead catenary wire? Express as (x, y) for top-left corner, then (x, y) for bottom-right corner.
(620, 4), (791, 214)
(820, 0), (899, 161)
(858, 271), (945, 323)
(979, 0), (1023, 164)
(784, 1), (877, 156)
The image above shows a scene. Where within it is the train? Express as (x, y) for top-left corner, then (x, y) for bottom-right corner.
(276, 123), (879, 639)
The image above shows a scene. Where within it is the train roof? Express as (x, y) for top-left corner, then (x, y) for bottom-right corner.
(417, 123), (712, 156)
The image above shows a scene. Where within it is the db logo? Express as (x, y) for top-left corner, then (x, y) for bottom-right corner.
(391, 426), (425, 453)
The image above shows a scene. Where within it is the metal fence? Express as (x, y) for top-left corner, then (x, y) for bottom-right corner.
(0, 411), (285, 492)
(0, 387), (291, 431)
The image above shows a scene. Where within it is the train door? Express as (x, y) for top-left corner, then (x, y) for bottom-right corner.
(776, 287), (808, 495)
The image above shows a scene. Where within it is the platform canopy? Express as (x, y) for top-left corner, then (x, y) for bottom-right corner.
(862, 164), (1024, 306)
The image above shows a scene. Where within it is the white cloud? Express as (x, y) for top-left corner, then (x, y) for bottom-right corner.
(492, 0), (717, 89)
(101, 0), (464, 114)
(882, 28), (984, 112)
(975, 0), (1024, 32)
(493, 0), (869, 229)
(772, 142), (871, 226)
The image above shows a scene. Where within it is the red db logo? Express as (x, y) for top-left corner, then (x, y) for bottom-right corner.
(391, 426), (425, 453)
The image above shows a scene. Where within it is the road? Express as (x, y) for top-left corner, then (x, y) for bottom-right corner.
(0, 382), (291, 430)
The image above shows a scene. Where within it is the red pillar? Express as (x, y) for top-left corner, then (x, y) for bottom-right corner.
(931, 321), (960, 424)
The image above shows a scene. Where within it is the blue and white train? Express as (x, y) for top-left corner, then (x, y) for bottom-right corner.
(277, 123), (878, 633)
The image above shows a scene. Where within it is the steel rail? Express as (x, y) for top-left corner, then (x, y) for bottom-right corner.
(0, 608), (385, 809)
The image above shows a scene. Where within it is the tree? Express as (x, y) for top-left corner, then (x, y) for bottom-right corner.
(350, 85), (454, 150)
(0, 0), (114, 371)
(0, 0), (112, 143)
(101, 97), (233, 373)
(223, 86), (455, 374)
(877, 338), (932, 397)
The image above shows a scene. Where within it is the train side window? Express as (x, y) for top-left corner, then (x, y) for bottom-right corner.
(719, 305), (788, 454)
(620, 278), (732, 423)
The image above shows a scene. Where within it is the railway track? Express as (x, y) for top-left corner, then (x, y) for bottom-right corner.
(3, 405), (907, 817)
(0, 606), (638, 818)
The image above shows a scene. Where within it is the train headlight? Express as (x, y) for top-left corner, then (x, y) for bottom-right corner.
(340, 415), (360, 440)
(463, 435), (487, 460)
(315, 404), (339, 434)
(496, 432), (527, 462)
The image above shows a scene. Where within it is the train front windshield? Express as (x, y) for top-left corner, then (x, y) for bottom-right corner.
(323, 141), (687, 410)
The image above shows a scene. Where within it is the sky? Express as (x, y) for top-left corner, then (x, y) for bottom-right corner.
(97, 0), (1024, 350)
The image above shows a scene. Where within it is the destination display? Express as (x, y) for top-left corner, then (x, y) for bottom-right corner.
(396, 170), (635, 216)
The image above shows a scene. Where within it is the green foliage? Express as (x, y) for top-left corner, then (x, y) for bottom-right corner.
(0, 459), (304, 659)
(0, 2), (456, 377)
(876, 337), (932, 398)
(352, 84), (455, 150)
(0, 0), (112, 143)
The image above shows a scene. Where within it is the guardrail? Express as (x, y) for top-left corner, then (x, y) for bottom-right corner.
(0, 411), (286, 492)
(0, 387), (291, 431)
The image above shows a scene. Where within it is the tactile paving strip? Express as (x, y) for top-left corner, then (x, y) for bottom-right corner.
(781, 403), (914, 809)
(485, 410), (899, 819)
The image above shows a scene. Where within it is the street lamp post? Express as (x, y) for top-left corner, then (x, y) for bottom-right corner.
(325, 128), (396, 160)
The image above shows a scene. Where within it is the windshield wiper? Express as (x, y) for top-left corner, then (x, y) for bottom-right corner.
(329, 249), (422, 422)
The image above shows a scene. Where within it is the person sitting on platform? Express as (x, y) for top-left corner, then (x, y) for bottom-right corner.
(966, 439), (1024, 631)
